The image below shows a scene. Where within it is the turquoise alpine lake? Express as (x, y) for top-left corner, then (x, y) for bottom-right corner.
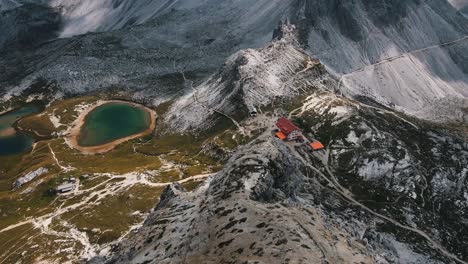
(78, 103), (151, 147)
(0, 105), (41, 156)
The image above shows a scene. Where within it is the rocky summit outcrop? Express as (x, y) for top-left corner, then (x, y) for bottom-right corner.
(102, 137), (374, 264)
(164, 22), (335, 133)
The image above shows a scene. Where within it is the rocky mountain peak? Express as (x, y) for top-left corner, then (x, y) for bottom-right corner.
(154, 183), (187, 211)
(164, 24), (332, 133)
(272, 19), (298, 44)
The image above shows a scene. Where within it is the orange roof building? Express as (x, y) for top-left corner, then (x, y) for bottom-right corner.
(275, 131), (287, 140)
(310, 141), (325, 150)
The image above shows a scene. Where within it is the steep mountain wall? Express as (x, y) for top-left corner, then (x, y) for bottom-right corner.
(295, 0), (468, 122)
(48, 0), (295, 39)
(0, 0), (294, 96)
(0, 0), (21, 11)
(48, 0), (176, 37)
(449, 0), (468, 16)
(0, 3), (61, 49)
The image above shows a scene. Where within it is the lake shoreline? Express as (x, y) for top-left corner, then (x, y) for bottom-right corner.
(0, 104), (43, 156)
(0, 127), (16, 137)
(68, 100), (157, 155)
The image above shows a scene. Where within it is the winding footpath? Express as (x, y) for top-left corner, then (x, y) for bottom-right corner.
(180, 71), (245, 133)
(0, 172), (214, 262)
(0, 172), (213, 234)
(286, 97), (467, 263)
(297, 147), (467, 264)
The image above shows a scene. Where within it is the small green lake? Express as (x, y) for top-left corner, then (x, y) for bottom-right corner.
(0, 105), (41, 156)
(78, 103), (151, 147)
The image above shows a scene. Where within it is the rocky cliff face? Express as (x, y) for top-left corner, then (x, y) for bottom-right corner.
(0, 2), (61, 50)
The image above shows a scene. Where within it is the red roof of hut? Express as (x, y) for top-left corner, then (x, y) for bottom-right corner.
(276, 118), (301, 135)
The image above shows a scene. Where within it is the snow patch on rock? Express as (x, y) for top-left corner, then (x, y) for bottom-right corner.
(13, 167), (48, 189)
